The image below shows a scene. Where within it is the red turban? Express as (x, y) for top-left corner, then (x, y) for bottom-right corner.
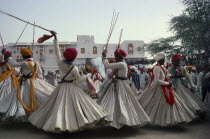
(109, 59), (116, 63)
(139, 68), (144, 71)
(172, 54), (182, 62)
(92, 68), (98, 73)
(63, 48), (78, 61)
(4, 51), (11, 56)
(37, 34), (53, 43)
(114, 49), (127, 57)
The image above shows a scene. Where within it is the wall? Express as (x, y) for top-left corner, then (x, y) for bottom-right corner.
(5, 35), (146, 73)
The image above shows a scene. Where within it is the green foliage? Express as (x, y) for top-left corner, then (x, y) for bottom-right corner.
(170, 0), (210, 52)
(146, 37), (182, 57)
(147, 0), (210, 59)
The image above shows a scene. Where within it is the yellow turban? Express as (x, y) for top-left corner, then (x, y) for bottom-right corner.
(186, 65), (193, 69)
(85, 66), (91, 70)
(20, 48), (33, 56)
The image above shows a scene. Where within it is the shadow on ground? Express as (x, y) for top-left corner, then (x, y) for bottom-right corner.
(0, 118), (210, 139)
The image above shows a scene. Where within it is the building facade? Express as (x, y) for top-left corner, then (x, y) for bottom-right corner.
(4, 35), (145, 73)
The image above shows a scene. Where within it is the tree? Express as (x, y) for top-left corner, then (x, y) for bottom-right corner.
(170, 0), (210, 56)
(146, 37), (182, 58)
(147, 0), (210, 65)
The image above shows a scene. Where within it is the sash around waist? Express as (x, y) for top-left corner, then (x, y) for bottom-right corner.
(58, 80), (74, 84)
(115, 77), (127, 80)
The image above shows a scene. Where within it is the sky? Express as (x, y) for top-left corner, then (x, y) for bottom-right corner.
(0, 0), (185, 45)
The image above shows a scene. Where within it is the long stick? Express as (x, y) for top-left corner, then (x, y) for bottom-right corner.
(15, 22), (29, 46)
(117, 28), (123, 49)
(0, 10), (52, 32)
(32, 22), (35, 47)
(107, 12), (119, 44)
(106, 10), (115, 44)
(11, 22), (29, 51)
(0, 33), (4, 48)
(104, 11), (116, 49)
(104, 11), (119, 51)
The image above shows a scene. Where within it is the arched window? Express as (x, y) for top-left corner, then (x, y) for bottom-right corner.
(128, 43), (133, 54)
(93, 46), (97, 54)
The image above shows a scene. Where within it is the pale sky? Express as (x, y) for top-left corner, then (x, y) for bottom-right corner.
(0, 0), (184, 45)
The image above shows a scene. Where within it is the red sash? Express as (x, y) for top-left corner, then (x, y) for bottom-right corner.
(148, 64), (175, 105)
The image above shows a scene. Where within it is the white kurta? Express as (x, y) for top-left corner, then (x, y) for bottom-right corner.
(97, 59), (150, 129)
(0, 65), (13, 101)
(196, 72), (204, 98)
(167, 66), (207, 113)
(92, 73), (102, 94)
(139, 72), (149, 91)
(138, 65), (196, 126)
(0, 57), (55, 121)
(80, 73), (97, 95)
(29, 39), (107, 133)
(188, 72), (197, 86)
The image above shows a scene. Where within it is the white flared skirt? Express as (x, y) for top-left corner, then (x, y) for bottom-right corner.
(138, 83), (196, 126)
(97, 79), (150, 129)
(174, 80), (207, 113)
(29, 82), (107, 133)
(0, 78), (54, 121)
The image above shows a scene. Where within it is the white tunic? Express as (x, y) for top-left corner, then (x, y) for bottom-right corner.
(167, 66), (207, 113)
(139, 72), (149, 91)
(29, 39), (107, 133)
(97, 59), (150, 129)
(0, 64), (13, 101)
(0, 56), (55, 121)
(138, 65), (196, 126)
(188, 72), (197, 85)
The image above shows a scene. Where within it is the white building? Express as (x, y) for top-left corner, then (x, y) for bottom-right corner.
(4, 35), (146, 73)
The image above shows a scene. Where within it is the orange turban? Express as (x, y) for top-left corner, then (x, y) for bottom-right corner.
(85, 66), (91, 70)
(186, 65), (193, 69)
(20, 48), (33, 56)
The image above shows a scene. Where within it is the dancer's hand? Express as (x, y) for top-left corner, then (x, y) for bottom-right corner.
(168, 82), (172, 87)
(1, 48), (6, 54)
(50, 30), (57, 40)
(102, 51), (107, 58)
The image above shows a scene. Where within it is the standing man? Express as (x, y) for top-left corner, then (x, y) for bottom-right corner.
(139, 68), (148, 91)
(187, 66), (197, 86)
(196, 67), (204, 98)
(129, 66), (141, 96)
(201, 64), (210, 102)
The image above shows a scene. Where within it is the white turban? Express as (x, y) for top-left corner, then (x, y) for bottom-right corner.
(130, 66), (137, 70)
(155, 53), (165, 62)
